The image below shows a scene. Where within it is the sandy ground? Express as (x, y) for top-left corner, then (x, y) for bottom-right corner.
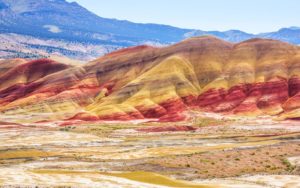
(0, 115), (299, 187)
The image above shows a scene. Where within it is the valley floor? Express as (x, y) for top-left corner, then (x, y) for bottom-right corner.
(0, 114), (300, 188)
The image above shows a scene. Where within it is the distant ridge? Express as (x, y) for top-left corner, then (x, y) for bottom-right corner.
(0, 0), (300, 60)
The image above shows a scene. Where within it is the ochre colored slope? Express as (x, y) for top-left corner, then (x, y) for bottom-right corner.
(1, 37), (300, 122)
(83, 56), (200, 121)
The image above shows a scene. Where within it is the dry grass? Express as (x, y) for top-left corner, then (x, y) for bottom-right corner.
(32, 169), (215, 188)
(0, 149), (55, 160)
(150, 142), (300, 179)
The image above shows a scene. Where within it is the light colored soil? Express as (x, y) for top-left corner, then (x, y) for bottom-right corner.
(150, 142), (300, 179)
(0, 116), (299, 187)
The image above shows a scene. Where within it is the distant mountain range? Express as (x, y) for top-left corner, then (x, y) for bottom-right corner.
(1, 0), (300, 60)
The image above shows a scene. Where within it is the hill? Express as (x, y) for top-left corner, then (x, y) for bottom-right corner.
(1, 37), (300, 122)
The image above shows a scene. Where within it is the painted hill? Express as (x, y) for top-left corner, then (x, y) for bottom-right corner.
(1, 37), (300, 123)
(0, 0), (300, 61)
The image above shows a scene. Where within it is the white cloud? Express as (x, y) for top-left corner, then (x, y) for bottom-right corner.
(43, 25), (62, 33)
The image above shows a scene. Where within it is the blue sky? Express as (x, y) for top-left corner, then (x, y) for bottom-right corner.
(67, 0), (299, 34)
